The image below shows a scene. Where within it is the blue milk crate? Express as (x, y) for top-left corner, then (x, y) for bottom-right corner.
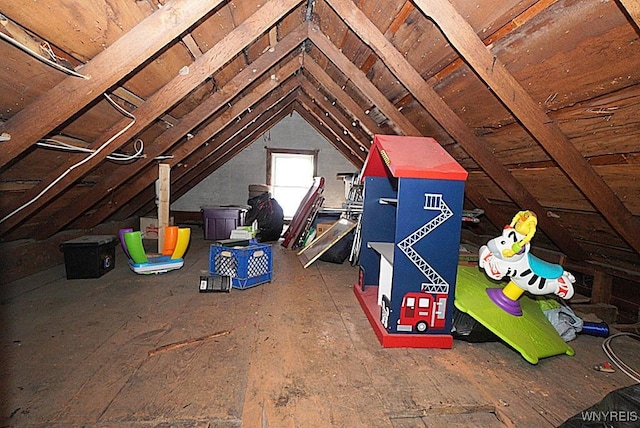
(209, 243), (272, 289)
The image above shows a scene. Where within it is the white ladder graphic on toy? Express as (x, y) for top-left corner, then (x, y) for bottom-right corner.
(397, 193), (452, 293)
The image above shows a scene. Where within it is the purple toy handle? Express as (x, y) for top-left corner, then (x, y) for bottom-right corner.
(119, 228), (133, 259)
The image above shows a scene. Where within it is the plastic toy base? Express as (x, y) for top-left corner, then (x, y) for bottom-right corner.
(455, 265), (574, 364)
(486, 287), (523, 316)
(353, 284), (453, 349)
(129, 256), (184, 274)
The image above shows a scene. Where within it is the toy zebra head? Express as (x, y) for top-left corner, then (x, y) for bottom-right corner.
(485, 225), (529, 261)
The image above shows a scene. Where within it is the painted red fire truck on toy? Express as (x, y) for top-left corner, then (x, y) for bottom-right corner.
(396, 289), (448, 333)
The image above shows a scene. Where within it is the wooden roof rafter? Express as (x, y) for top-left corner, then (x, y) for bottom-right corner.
(101, 78), (301, 223)
(324, 0), (588, 260)
(169, 89), (298, 204)
(0, 0), (226, 167)
(292, 97), (363, 168)
(617, 0), (640, 29)
(298, 79), (369, 160)
(302, 57), (383, 139)
(1, 0), (305, 238)
(308, 24), (421, 137)
(415, 0), (640, 257)
(72, 55), (304, 232)
(298, 68), (374, 145)
(132, 89), (301, 218)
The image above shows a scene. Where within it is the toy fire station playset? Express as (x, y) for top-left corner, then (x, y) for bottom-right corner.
(354, 134), (468, 348)
(353, 135), (580, 361)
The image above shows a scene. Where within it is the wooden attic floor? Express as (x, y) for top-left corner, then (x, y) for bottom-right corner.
(1, 228), (638, 428)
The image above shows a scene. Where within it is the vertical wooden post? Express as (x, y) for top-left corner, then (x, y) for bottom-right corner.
(157, 164), (170, 254)
(591, 270), (613, 304)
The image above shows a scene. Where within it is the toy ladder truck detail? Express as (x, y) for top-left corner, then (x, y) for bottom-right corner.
(395, 193), (451, 333)
(397, 193), (452, 293)
(397, 291), (448, 332)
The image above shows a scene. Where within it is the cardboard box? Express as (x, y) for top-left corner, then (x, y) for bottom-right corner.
(316, 222), (335, 236)
(140, 216), (174, 239)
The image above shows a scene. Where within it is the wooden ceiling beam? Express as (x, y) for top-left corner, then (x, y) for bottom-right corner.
(308, 23), (420, 136)
(133, 91), (299, 217)
(0, 0), (225, 168)
(55, 26), (305, 233)
(324, 0), (588, 260)
(3, 0), (304, 237)
(617, 0), (640, 29)
(302, 57), (382, 140)
(114, 87), (297, 219)
(415, 0), (640, 257)
(298, 74), (371, 147)
(181, 94), (299, 195)
(175, 82), (301, 192)
(72, 57), (303, 230)
(293, 96), (363, 167)
(298, 78), (369, 160)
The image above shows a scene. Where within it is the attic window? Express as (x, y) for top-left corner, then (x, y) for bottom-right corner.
(267, 148), (318, 219)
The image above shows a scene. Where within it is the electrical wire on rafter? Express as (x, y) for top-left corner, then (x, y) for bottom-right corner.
(36, 137), (173, 162)
(38, 138), (145, 162)
(0, 93), (135, 224)
(0, 28), (89, 80)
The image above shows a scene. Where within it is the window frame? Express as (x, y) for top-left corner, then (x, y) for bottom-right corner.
(266, 148), (319, 220)
(266, 148), (318, 185)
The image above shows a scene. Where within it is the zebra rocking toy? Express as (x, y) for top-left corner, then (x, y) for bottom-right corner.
(478, 210), (575, 316)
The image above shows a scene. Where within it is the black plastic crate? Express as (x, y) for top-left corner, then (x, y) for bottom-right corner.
(61, 235), (117, 279)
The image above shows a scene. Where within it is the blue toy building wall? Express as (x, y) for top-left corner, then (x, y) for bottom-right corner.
(359, 176), (398, 288)
(387, 178), (465, 334)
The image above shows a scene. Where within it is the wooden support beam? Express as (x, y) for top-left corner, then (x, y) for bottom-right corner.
(323, 0), (588, 260)
(184, 97), (298, 192)
(157, 164), (170, 253)
(618, 0), (640, 29)
(64, 29), (305, 234)
(5, 0), (304, 238)
(413, 0), (640, 256)
(181, 34), (204, 59)
(299, 78), (370, 152)
(95, 88), (299, 224)
(181, 87), (301, 189)
(293, 100), (364, 168)
(112, 87), (179, 127)
(307, 24), (421, 136)
(164, 91), (299, 206)
(303, 57), (382, 141)
(591, 270), (614, 304)
(297, 82), (367, 164)
(73, 59), (302, 229)
(0, 0), (224, 168)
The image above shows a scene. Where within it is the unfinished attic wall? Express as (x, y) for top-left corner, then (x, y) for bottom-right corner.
(171, 111), (359, 212)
